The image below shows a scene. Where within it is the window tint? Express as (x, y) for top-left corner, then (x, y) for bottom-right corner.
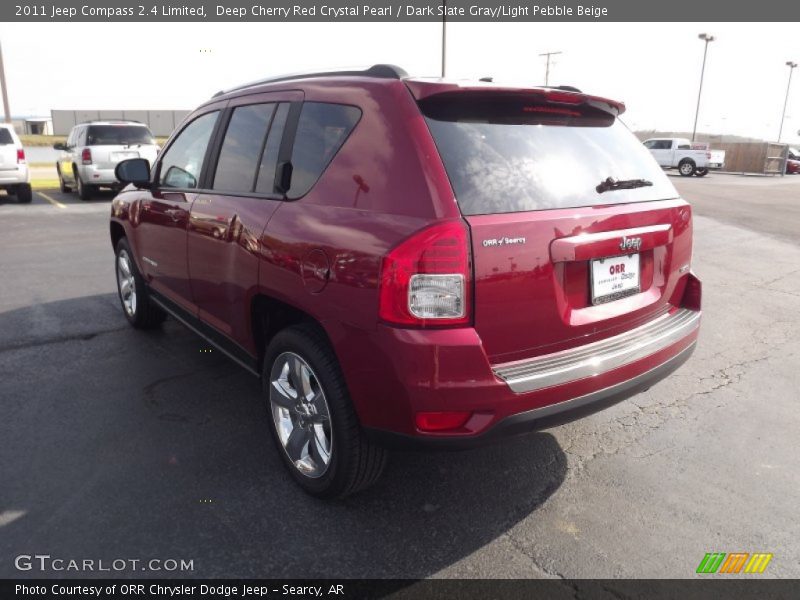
(213, 103), (275, 193)
(287, 102), (361, 198)
(677, 143), (691, 150)
(0, 128), (13, 145)
(87, 125), (154, 146)
(255, 103), (289, 195)
(423, 98), (677, 215)
(158, 111), (218, 189)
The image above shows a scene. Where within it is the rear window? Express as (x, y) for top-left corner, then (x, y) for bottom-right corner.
(423, 97), (678, 215)
(0, 128), (14, 145)
(86, 125), (154, 146)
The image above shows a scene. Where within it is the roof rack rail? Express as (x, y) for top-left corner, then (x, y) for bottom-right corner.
(212, 64), (408, 98)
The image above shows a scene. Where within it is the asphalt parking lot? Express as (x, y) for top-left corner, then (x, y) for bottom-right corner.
(1, 173), (799, 580)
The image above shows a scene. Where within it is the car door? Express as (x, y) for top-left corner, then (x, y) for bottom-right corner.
(187, 92), (299, 351)
(59, 127), (77, 184)
(648, 139), (672, 167)
(133, 108), (222, 312)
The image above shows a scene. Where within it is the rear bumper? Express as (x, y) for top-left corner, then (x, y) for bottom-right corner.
(77, 165), (120, 186)
(366, 340), (696, 450)
(343, 306), (701, 448)
(0, 166), (30, 185)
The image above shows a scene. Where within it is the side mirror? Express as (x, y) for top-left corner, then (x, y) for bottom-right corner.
(275, 161), (293, 195)
(53, 142), (67, 151)
(162, 165), (196, 189)
(115, 158), (151, 188)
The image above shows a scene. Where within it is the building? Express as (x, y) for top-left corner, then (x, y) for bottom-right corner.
(50, 109), (191, 137)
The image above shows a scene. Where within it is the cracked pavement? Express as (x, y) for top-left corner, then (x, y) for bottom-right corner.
(1, 176), (798, 580)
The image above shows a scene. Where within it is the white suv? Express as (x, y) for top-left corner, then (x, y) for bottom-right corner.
(55, 121), (159, 200)
(0, 124), (32, 203)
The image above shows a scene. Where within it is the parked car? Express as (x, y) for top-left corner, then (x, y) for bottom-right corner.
(787, 148), (800, 174)
(0, 124), (32, 203)
(643, 137), (724, 176)
(55, 121), (159, 200)
(109, 65), (702, 498)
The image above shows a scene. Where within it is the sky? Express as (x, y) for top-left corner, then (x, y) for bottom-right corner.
(1, 21), (799, 144)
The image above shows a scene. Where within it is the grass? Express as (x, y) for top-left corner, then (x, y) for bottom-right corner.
(31, 178), (60, 190)
(20, 134), (169, 147)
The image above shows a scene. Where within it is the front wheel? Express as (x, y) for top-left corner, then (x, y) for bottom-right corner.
(264, 324), (387, 499)
(695, 168), (709, 177)
(114, 238), (166, 329)
(678, 160), (696, 177)
(57, 165), (71, 192)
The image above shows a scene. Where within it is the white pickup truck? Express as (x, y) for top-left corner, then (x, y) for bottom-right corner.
(643, 137), (725, 177)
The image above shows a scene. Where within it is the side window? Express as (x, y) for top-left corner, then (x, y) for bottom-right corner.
(287, 102), (361, 199)
(158, 111), (219, 189)
(643, 140), (655, 149)
(213, 103), (275, 193)
(677, 143), (691, 150)
(255, 103), (289, 195)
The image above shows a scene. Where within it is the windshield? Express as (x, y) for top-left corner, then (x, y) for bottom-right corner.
(422, 97), (678, 215)
(86, 125), (155, 146)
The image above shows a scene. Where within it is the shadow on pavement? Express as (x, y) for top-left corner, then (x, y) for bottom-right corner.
(0, 295), (567, 578)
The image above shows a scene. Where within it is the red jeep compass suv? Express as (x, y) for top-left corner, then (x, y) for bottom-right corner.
(110, 65), (701, 498)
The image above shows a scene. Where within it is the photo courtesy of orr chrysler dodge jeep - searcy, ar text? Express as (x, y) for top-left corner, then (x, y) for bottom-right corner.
(109, 65), (702, 498)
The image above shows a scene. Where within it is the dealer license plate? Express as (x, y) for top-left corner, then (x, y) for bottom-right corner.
(591, 254), (641, 305)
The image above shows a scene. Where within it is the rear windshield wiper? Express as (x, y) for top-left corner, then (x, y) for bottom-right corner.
(596, 177), (653, 194)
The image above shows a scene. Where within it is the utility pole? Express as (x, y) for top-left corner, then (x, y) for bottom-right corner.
(778, 61), (797, 142)
(538, 51), (562, 86)
(441, 0), (447, 77)
(0, 41), (11, 124)
(692, 33), (715, 142)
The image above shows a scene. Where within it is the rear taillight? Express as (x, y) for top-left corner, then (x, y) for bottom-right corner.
(16, 148), (25, 164)
(378, 220), (471, 327)
(81, 148), (92, 165)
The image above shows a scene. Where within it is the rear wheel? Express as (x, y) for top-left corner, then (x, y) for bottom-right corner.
(695, 168), (709, 177)
(16, 183), (32, 203)
(114, 238), (166, 329)
(264, 324), (387, 498)
(678, 159), (696, 177)
(75, 169), (93, 201)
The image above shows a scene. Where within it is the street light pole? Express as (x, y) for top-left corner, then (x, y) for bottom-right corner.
(538, 51), (562, 86)
(441, 0), (447, 77)
(692, 33), (715, 142)
(778, 61), (797, 143)
(0, 41), (11, 124)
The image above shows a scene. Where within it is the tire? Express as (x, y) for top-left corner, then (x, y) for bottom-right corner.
(678, 160), (696, 177)
(75, 169), (93, 201)
(263, 324), (387, 499)
(695, 168), (709, 177)
(114, 238), (166, 329)
(57, 165), (71, 192)
(16, 183), (32, 203)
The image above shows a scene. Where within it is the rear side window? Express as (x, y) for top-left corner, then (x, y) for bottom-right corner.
(213, 103), (276, 193)
(423, 97), (677, 215)
(0, 129), (13, 145)
(87, 125), (154, 146)
(158, 111), (218, 189)
(287, 102), (361, 199)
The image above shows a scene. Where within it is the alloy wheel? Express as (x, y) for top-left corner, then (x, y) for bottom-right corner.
(116, 250), (137, 317)
(269, 352), (333, 478)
